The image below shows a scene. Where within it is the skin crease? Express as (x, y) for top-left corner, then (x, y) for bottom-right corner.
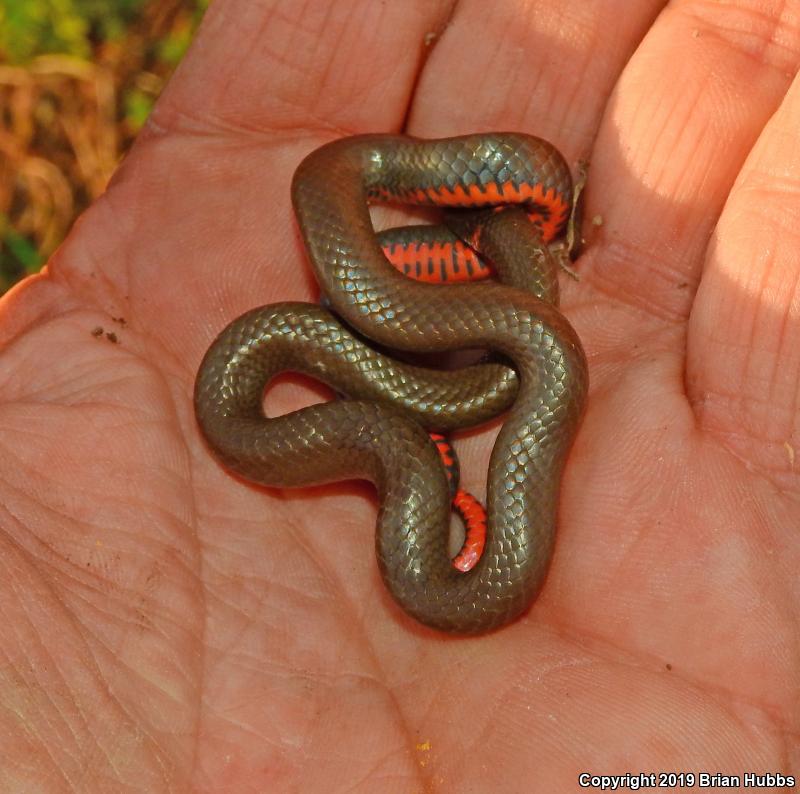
(0, 0), (799, 789)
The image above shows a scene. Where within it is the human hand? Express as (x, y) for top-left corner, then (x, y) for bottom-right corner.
(1, 1), (798, 790)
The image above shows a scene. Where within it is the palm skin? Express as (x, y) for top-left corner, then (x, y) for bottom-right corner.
(1, 1), (798, 790)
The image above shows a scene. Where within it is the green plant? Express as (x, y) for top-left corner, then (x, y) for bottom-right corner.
(0, 0), (207, 294)
(0, 0), (150, 63)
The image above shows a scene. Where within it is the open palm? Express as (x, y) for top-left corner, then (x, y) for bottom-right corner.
(1, 1), (798, 790)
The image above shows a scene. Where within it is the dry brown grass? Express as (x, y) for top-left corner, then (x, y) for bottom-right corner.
(0, 56), (115, 256)
(0, 0), (201, 290)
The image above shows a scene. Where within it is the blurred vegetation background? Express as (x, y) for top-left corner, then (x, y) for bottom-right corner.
(0, 0), (208, 293)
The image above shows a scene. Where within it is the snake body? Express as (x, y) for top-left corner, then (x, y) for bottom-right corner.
(194, 134), (588, 633)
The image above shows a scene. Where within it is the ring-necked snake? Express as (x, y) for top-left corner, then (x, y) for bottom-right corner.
(194, 133), (588, 634)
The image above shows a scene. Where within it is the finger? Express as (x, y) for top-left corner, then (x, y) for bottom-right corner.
(154, 0), (455, 133)
(687, 72), (800, 486)
(365, 0), (667, 261)
(582, 1), (800, 327)
(409, 0), (665, 160)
